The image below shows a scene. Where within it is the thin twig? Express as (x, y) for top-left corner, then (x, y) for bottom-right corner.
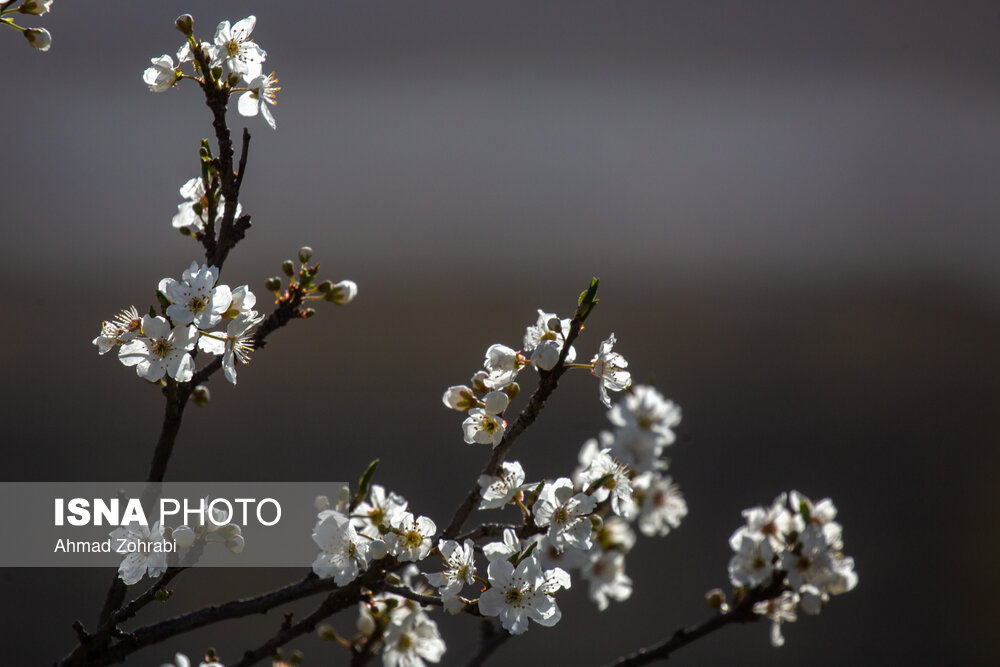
(601, 574), (788, 667)
(443, 281), (598, 539)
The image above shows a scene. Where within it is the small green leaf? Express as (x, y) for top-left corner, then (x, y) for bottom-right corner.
(350, 459), (380, 511)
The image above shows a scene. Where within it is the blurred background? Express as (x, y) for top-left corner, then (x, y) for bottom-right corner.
(3, 0), (999, 664)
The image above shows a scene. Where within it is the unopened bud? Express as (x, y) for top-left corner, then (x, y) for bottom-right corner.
(210, 65), (223, 81)
(302, 307), (316, 318)
(357, 612), (376, 637)
(471, 371), (489, 394)
(281, 260), (295, 277)
(317, 280), (334, 293)
(314, 495), (330, 512)
(191, 385), (210, 407)
(317, 624), (337, 641)
(179, 227), (193, 237)
(218, 523), (241, 540)
(19, 0), (53, 16)
(705, 588), (729, 612)
(324, 280), (357, 305)
(174, 14), (194, 35)
(546, 317), (562, 332)
(589, 514), (604, 532)
(227, 72), (240, 87)
(298, 246), (313, 263)
(337, 485), (351, 509)
(154, 588), (172, 601)
(23, 27), (51, 51)
(385, 572), (402, 586)
(289, 651), (304, 665)
(265, 276), (282, 291)
(226, 535), (245, 554)
(172, 525), (196, 548)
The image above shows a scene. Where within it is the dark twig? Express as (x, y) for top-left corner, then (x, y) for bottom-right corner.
(443, 280), (599, 540)
(235, 127), (251, 192)
(602, 574), (788, 667)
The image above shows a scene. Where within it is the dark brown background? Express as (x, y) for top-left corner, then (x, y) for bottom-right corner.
(3, 1), (999, 664)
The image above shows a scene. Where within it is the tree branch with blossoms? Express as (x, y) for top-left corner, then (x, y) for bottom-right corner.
(59, 11), (859, 667)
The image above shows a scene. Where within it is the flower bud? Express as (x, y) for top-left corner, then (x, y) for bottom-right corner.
(471, 371), (489, 393)
(357, 611), (376, 637)
(532, 340), (561, 371)
(226, 535), (245, 554)
(23, 27), (51, 52)
(317, 624), (338, 641)
(483, 390), (509, 414)
(705, 588), (729, 612)
(302, 307), (316, 318)
(337, 485), (351, 509)
(265, 277), (282, 291)
(154, 588), (172, 601)
(191, 384), (211, 407)
(19, 0), (53, 16)
(174, 14), (194, 35)
(218, 523), (241, 540)
(442, 385), (475, 411)
(289, 650), (304, 665)
(172, 525), (196, 548)
(324, 280), (357, 305)
(281, 260), (295, 277)
(298, 246), (313, 263)
(546, 317), (562, 332)
(227, 72), (241, 87)
(313, 495), (330, 512)
(317, 280), (334, 293)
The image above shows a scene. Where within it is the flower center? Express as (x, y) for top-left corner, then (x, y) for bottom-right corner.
(403, 530), (423, 549)
(187, 295), (208, 313)
(504, 588), (524, 605)
(553, 507), (570, 524)
(481, 418), (498, 434)
(151, 338), (173, 358)
(397, 633), (413, 652)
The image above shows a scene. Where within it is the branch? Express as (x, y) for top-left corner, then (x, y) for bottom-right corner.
(602, 574), (788, 667)
(443, 279), (599, 540)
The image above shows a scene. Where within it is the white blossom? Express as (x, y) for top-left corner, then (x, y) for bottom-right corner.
(225, 285), (257, 318)
(237, 72), (279, 130)
(581, 548), (633, 610)
(312, 509), (371, 585)
(477, 461), (526, 510)
(633, 473), (687, 537)
(753, 590), (800, 647)
(118, 315), (197, 382)
(576, 447), (634, 518)
(159, 262), (232, 329)
(382, 611), (446, 667)
(328, 280), (357, 305)
(197, 311), (263, 385)
(730, 492), (798, 552)
(461, 408), (506, 447)
(92, 306), (142, 354)
(608, 384), (681, 446)
(728, 531), (776, 588)
(110, 521), (168, 585)
(354, 485), (408, 540)
(591, 333), (631, 407)
(18, 0), (53, 15)
(533, 477), (596, 552)
(477, 555), (569, 634)
(159, 654), (224, 667)
(483, 344), (521, 389)
(143, 54), (179, 92)
(424, 539), (476, 600)
(212, 15), (266, 77)
(483, 528), (522, 563)
(385, 512), (437, 562)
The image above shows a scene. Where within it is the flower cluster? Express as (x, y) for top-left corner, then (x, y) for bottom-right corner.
(142, 15), (279, 129)
(93, 262), (262, 385)
(460, 393), (688, 616)
(727, 491), (859, 647)
(1, 0), (53, 52)
(443, 308), (633, 446)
